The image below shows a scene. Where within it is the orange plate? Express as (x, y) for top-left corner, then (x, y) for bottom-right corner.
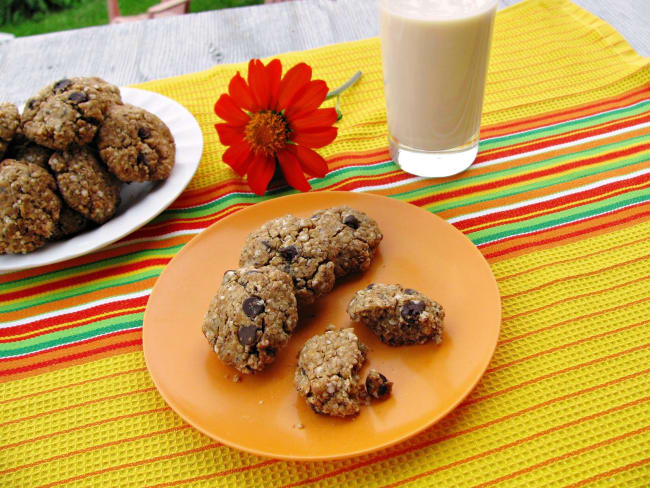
(143, 191), (501, 461)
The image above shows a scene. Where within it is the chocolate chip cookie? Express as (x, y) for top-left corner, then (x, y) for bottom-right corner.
(21, 77), (122, 150)
(0, 159), (61, 254)
(294, 328), (368, 417)
(202, 266), (298, 374)
(0, 103), (20, 159)
(48, 145), (121, 224)
(239, 214), (337, 305)
(8, 131), (52, 168)
(97, 103), (175, 182)
(347, 284), (444, 346)
(310, 206), (383, 277)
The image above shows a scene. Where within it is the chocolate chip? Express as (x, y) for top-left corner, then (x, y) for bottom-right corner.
(138, 127), (151, 139)
(403, 288), (418, 295)
(67, 91), (88, 103)
(53, 79), (72, 93)
(366, 283), (375, 290)
(377, 384), (389, 397)
(401, 300), (426, 322)
(136, 152), (147, 165)
(83, 116), (100, 126)
(343, 214), (360, 229)
(242, 296), (265, 318)
(27, 99), (36, 110)
(261, 240), (273, 251)
(279, 245), (298, 261)
(237, 325), (258, 346)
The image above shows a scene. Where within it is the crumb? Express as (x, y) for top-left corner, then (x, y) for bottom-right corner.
(232, 373), (241, 383)
(258, 400), (264, 405)
(293, 423), (305, 430)
(325, 324), (336, 332)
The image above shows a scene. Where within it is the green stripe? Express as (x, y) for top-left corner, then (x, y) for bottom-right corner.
(424, 152), (650, 215)
(470, 187), (650, 245)
(0, 316), (143, 358)
(479, 99), (650, 151)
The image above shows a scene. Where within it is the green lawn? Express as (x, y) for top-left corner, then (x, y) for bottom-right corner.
(1, 0), (263, 37)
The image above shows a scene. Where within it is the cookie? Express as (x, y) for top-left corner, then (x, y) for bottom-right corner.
(0, 103), (20, 159)
(0, 159), (61, 254)
(295, 328), (368, 417)
(49, 204), (89, 240)
(239, 214), (336, 305)
(97, 103), (175, 182)
(310, 206), (383, 277)
(365, 369), (393, 400)
(48, 145), (121, 224)
(21, 77), (122, 150)
(8, 131), (52, 168)
(347, 284), (444, 346)
(202, 266), (298, 374)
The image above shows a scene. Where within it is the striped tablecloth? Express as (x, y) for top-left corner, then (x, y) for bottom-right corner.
(2, 0), (649, 485)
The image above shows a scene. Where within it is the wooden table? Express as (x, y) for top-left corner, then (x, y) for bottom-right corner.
(0, 0), (648, 108)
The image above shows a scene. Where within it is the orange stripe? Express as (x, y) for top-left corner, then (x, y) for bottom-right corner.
(500, 296), (650, 346)
(36, 443), (220, 488)
(382, 397), (650, 488)
(0, 366), (147, 406)
(502, 275), (650, 322)
(144, 460), (279, 488)
(0, 329), (143, 383)
(488, 319), (649, 374)
(0, 386), (156, 428)
(281, 368), (650, 488)
(501, 253), (650, 300)
(564, 456), (650, 488)
(465, 344), (650, 408)
(0, 406), (170, 451)
(474, 424), (650, 487)
(1, 425), (192, 476)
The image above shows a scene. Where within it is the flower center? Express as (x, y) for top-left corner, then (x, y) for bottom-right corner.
(244, 111), (289, 156)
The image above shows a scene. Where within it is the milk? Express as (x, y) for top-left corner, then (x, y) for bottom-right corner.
(379, 0), (496, 154)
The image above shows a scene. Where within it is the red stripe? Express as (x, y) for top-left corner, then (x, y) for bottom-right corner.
(0, 258), (168, 303)
(475, 111), (650, 163)
(0, 333), (141, 376)
(0, 295), (148, 339)
(482, 204), (650, 260)
(455, 171), (650, 233)
(410, 142), (650, 208)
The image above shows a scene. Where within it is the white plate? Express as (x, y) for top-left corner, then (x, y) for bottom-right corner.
(0, 87), (203, 273)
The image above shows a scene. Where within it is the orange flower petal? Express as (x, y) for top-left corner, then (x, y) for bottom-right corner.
(222, 140), (254, 176)
(248, 59), (271, 110)
(291, 126), (338, 148)
(246, 153), (276, 195)
(284, 80), (329, 120)
(228, 72), (256, 112)
(277, 63), (312, 111)
(215, 123), (244, 146)
(214, 94), (249, 127)
(266, 59), (282, 110)
(277, 149), (312, 192)
(288, 145), (329, 178)
(289, 108), (338, 131)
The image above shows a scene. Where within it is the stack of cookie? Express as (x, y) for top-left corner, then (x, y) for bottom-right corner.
(202, 205), (383, 376)
(0, 76), (175, 254)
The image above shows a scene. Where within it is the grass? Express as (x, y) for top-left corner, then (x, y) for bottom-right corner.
(1, 0), (263, 37)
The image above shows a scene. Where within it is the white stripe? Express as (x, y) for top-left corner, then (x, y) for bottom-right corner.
(475, 120), (650, 169)
(1, 325), (142, 360)
(0, 289), (151, 329)
(478, 199), (647, 247)
(481, 97), (650, 142)
(108, 229), (201, 250)
(449, 167), (650, 224)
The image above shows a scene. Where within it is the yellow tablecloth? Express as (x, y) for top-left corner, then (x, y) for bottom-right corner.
(2, 0), (649, 485)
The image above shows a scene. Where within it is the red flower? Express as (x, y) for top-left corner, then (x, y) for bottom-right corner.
(214, 59), (338, 195)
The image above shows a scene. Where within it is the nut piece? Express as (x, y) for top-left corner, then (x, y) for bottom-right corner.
(294, 328), (368, 417)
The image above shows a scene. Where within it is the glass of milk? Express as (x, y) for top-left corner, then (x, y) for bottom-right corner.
(379, 0), (497, 177)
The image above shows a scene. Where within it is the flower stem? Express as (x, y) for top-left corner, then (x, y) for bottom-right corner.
(326, 70), (363, 100)
(326, 71), (362, 121)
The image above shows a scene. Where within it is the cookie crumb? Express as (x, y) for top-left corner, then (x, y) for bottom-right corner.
(232, 373), (241, 383)
(365, 369), (393, 400)
(325, 324), (336, 332)
(258, 400), (264, 405)
(293, 423), (305, 430)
